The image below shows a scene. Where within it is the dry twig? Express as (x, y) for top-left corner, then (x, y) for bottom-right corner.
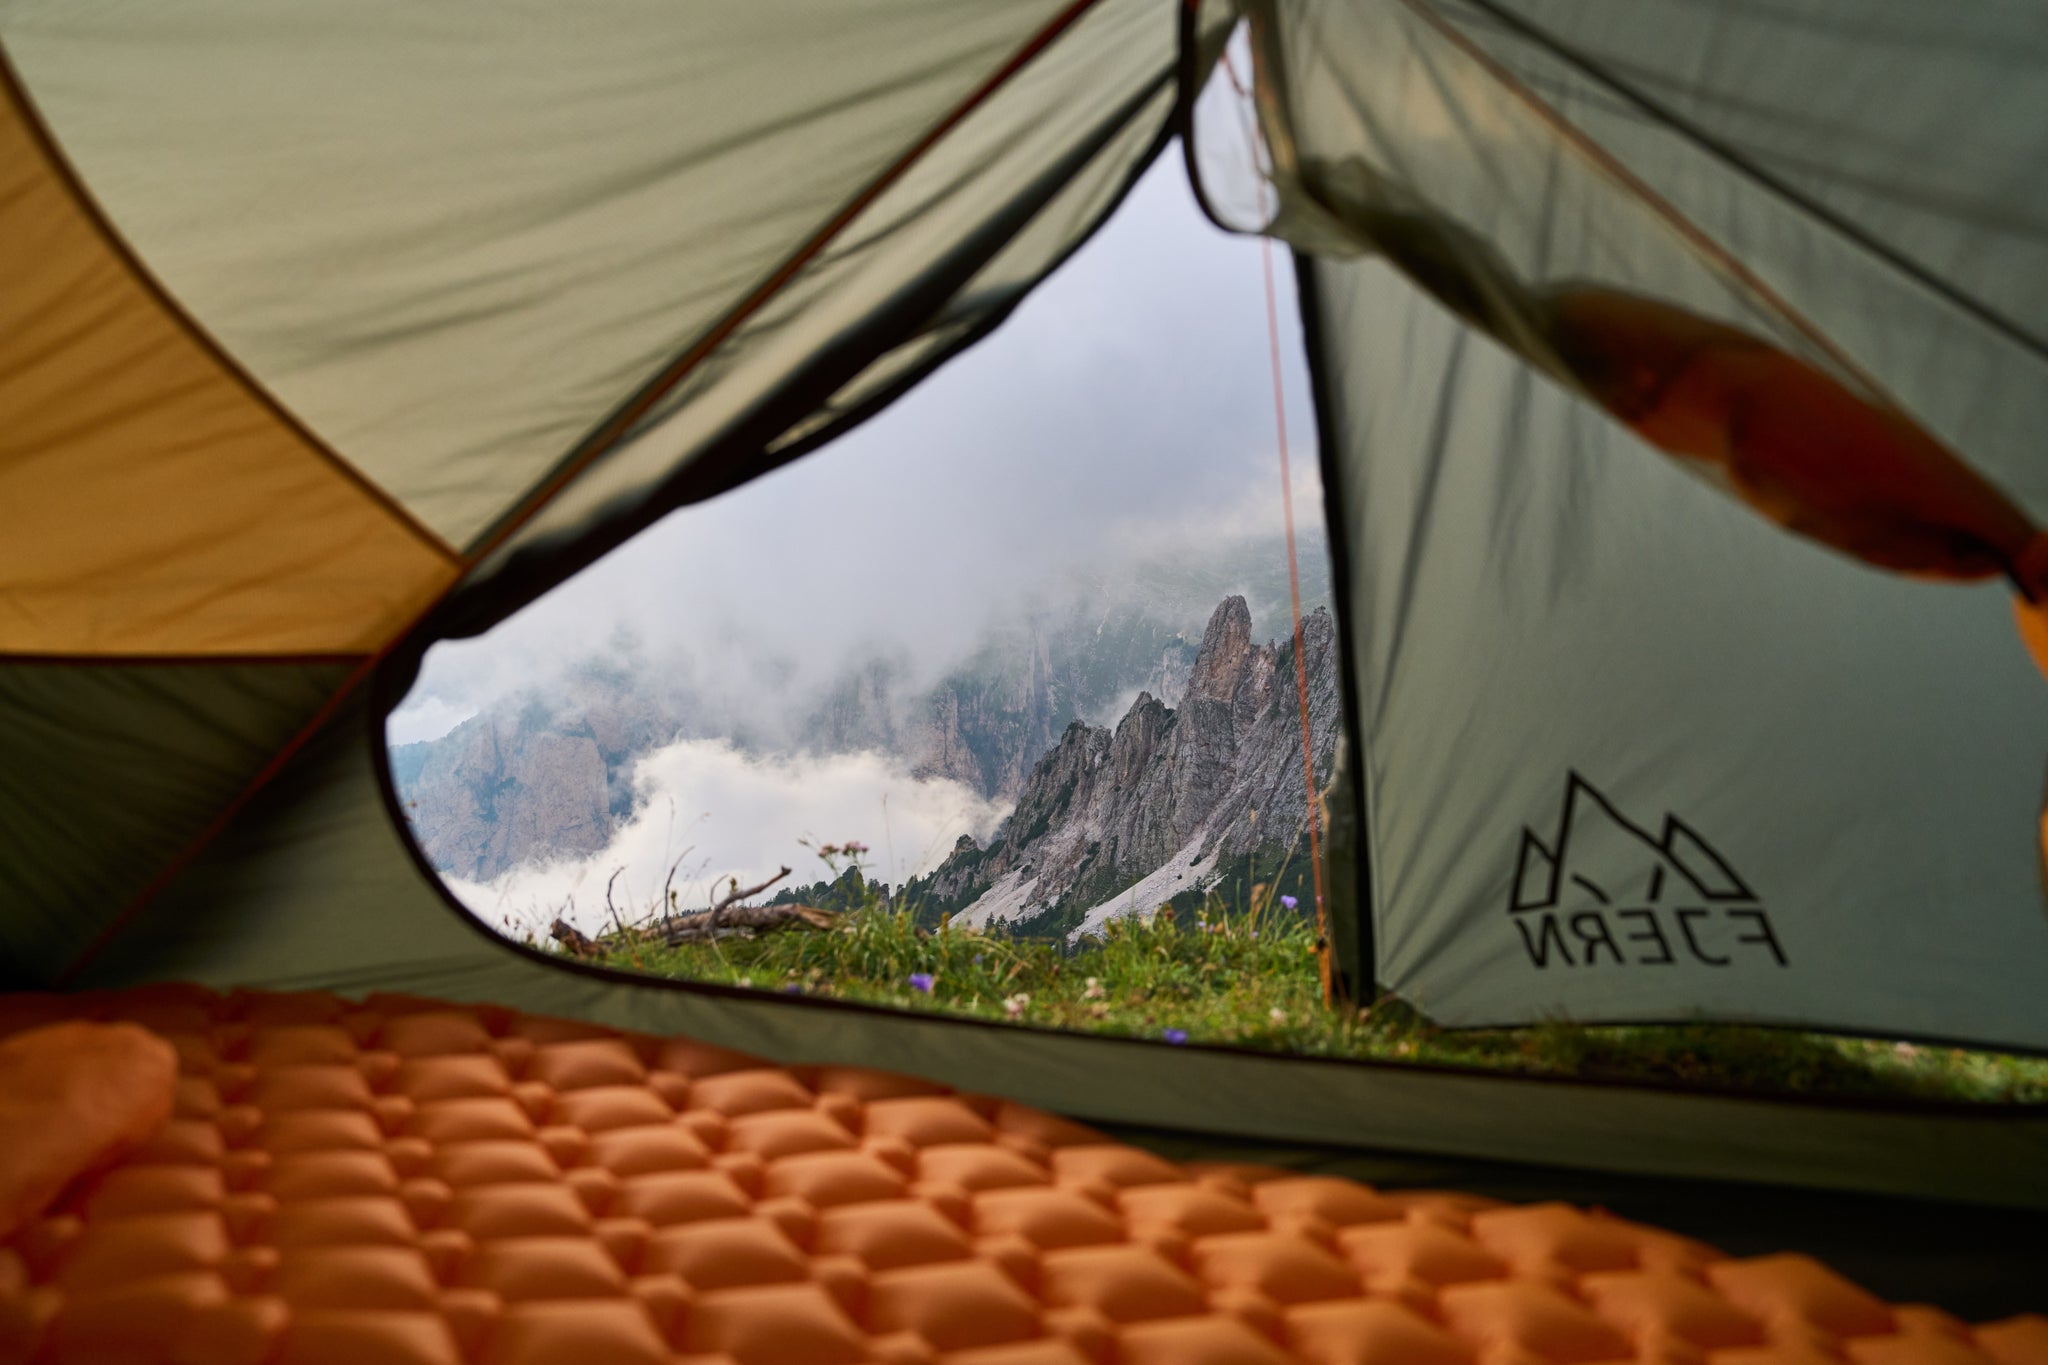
(658, 901), (836, 944)
(549, 918), (599, 958)
(707, 867), (790, 936)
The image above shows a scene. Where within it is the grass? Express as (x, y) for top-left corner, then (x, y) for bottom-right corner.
(569, 865), (2048, 1106)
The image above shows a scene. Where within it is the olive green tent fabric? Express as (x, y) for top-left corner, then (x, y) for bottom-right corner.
(0, 661), (355, 983)
(1300, 252), (2048, 1046)
(1426, 0), (2048, 513)
(1226, 0), (2048, 1045)
(764, 99), (1172, 462)
(1226, 0), (2048, 483)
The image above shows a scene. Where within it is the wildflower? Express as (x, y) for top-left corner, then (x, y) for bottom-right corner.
(1082, 977), (1105, 1001)
(972, 954), (985, 965)
(1268, 1007), (1287, 1024)
(738, 977), (753, 989)
(1162, 1028), (1189, 1045)
(1003, 993), (1030, 1019)
(1280, 894), (1298, 911)
(781, 983), (803, 994)
(908, 972), (935, 994)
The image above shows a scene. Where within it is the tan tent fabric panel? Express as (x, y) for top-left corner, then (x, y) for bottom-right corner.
(0, 73), (456, 657)
(0, 0), (1098, 548)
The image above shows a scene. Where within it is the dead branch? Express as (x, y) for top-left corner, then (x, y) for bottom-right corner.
(707, 866), (790, 935)
(660, 901), (837, 945)
(554, 866), (813, 956)
(549, 918), (599, 958)
(604, 869), (629, 939)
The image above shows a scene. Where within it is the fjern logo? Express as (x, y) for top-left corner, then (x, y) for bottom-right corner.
(1510, 772), (1787, 969)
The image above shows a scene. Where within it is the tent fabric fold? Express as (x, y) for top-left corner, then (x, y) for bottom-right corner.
(1199, 0), (2048, 1045)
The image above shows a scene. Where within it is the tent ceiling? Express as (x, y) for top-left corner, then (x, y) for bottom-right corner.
(0, 0), (1119, 550)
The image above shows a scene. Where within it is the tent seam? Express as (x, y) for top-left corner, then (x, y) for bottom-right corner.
(0, 653), (371, 668)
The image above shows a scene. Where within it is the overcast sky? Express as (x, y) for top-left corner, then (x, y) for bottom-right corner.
(392, 152), (1318, 745)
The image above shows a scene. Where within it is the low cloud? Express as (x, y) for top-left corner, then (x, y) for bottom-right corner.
(443, 738), (1010, 938)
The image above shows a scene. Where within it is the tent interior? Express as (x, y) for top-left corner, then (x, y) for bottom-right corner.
(4, 0), (2047, 1351)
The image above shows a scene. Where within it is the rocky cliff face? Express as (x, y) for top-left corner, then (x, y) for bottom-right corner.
(395, 663), (677, 882)
(808, 610), (1201, 805)
(901, 595), (1340, 940)
(394, 608), (1202, 884)
(392, 530), (1330, 887)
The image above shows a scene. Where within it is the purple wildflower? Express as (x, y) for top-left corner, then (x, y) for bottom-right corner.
(908, 972), (935, 994)
(1162, 1028), (1189, 1045)
(1280, 894), (1299, 911)
(781, 983), (803, 994)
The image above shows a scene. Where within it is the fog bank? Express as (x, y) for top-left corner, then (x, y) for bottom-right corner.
(445, 738), (1010, 938)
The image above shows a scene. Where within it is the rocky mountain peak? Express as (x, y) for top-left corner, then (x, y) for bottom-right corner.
(904, 596), (1340, 940)
(1184, 595), (1255, 704)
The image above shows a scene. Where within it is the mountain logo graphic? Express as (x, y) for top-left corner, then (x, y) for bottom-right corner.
(1508, 772), (1786, 969)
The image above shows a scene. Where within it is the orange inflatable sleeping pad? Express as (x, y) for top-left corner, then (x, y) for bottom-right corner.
(0, 984), (2039, 1365)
